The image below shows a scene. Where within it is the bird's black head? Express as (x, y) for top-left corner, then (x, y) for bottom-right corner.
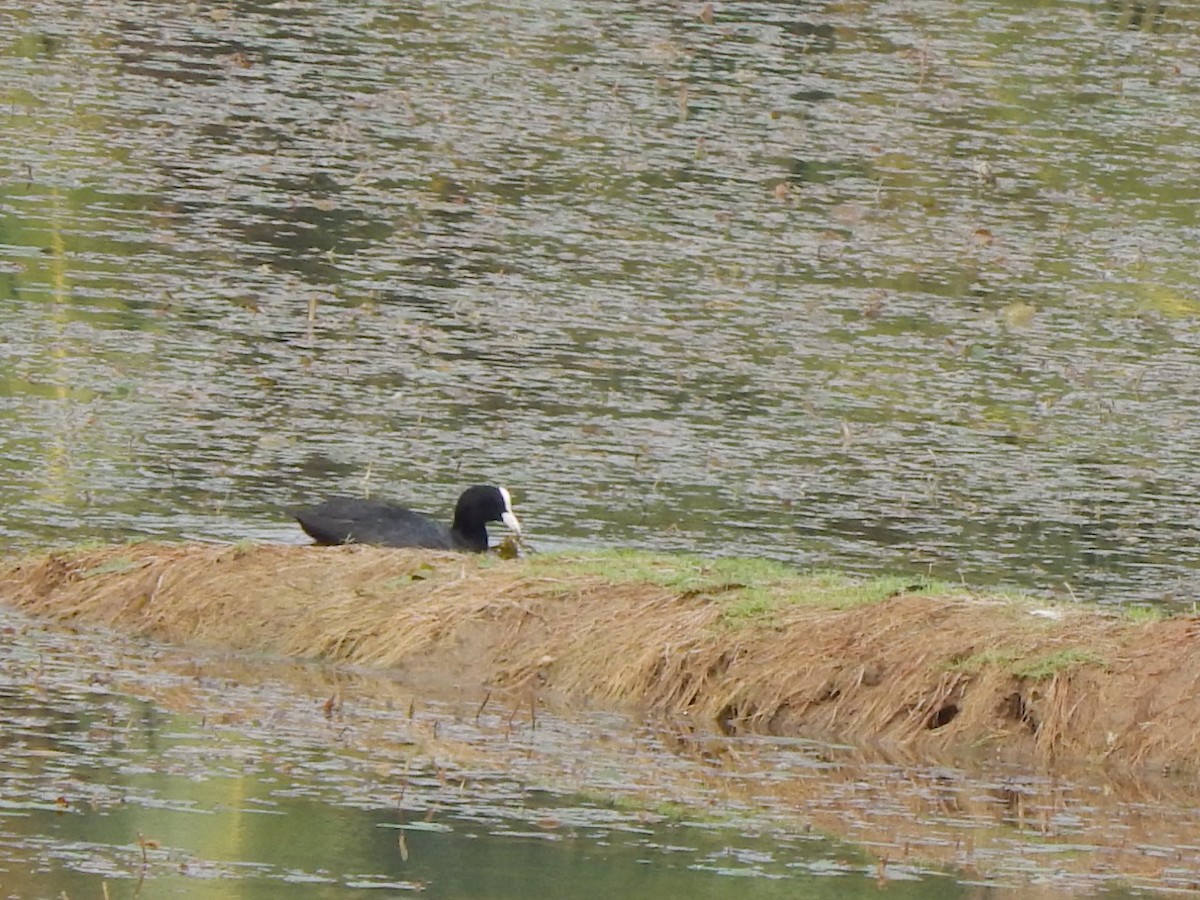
(451, 485), (521, 550)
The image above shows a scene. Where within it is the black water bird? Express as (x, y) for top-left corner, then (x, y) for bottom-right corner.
(293, 484), (520, 552)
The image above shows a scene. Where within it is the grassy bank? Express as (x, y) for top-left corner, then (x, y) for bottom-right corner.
(0, 542), (1193, 769)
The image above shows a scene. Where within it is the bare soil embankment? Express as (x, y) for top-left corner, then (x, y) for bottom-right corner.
(2, 541), (1198, 769)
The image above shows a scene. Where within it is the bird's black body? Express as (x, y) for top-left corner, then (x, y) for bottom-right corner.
(294, 484), (519, 553)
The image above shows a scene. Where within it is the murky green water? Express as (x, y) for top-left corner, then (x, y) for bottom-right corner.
(2, 4), (1200, 599)
(7, 603), (1196, 899)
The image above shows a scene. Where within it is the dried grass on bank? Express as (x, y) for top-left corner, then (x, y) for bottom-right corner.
(3, 541), (1199, 769)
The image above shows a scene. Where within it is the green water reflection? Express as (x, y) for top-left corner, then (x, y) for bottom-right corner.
(6, 792), (968, 899)
(3, 0), (1200, 604)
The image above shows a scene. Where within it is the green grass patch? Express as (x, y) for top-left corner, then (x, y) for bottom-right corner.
(799, 570), (955, 608)
(1122, 604), (1167, 624)
(526, 549), (794, 592)
(526, 550), (959, 625)
(60, 538), (115, 553)
(80, 556), (141, 578)
(945, 648), (1022, 674)
(945, 647), (1107, 680)
(1010, 649), (1106, 680)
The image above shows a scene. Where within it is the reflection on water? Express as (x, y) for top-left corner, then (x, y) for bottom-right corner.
(3, 1), (1200, 604)
(1, 606), (992, 899)
(5, 602), (1200, 897)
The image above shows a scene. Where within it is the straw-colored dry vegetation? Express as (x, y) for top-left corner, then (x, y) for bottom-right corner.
(3, 541), (1199, 769)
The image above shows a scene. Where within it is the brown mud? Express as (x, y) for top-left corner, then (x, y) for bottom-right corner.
(3, 541), (1200, 771)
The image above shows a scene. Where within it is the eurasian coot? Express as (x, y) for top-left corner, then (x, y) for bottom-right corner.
(293, 484), (520, 552)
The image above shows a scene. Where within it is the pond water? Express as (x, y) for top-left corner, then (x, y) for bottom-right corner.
(5, 603), (1199, 899)
(0, 606), (950, 898)
(2, 4), (1200, 600)
(9, 6), (1200, 893)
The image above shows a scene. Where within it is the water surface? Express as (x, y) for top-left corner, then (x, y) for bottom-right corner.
(3, 1), (1200, 603)
(4, 603), (1195, 898)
